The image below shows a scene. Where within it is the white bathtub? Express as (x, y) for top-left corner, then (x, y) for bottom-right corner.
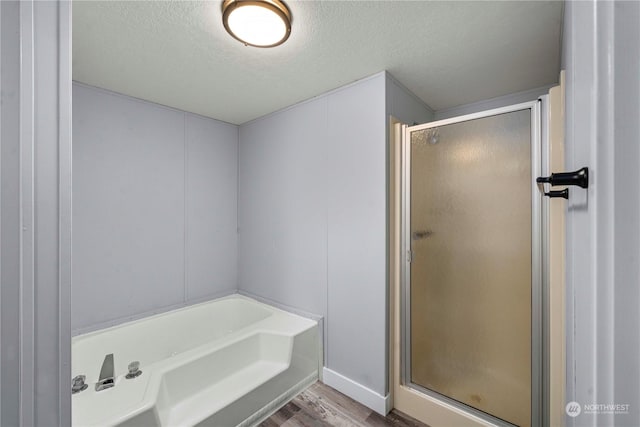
(72, 295), (319, 426)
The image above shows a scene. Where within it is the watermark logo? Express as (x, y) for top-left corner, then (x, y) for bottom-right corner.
(565, 401), (631, 417)
(566, 401), (581, 417)
(583, 403), (630, 415)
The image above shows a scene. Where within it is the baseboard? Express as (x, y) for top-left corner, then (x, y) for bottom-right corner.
(322, 367), (391, 415)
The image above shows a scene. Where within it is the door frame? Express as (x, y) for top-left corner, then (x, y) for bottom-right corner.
(389, 100), (550, 427)
(0, 1), (73, 424)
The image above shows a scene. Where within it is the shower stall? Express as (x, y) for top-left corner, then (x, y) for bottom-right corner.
(394, 101), (547, 427)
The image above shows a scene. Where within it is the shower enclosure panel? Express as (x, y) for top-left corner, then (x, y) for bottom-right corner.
(401, 102), (543, 427)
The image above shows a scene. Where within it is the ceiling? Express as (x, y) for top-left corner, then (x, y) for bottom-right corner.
(73, 1), (563, 125)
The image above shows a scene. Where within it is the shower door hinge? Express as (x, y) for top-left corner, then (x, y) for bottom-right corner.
(407, 250), (413, 263)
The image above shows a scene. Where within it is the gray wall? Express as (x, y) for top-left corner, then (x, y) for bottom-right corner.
(72, 83), (238, 333)
(238, 72), (432, 398)
(563, 1), (640, 426)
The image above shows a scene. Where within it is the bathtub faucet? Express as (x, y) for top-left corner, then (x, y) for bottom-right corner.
(95, 353), (115, 392)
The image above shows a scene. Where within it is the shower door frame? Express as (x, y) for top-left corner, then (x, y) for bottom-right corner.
(399, 101), (546, 427)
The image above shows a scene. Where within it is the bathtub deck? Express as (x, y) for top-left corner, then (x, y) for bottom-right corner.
(259, 382), (429, 427)
(161, 360), (288, 426)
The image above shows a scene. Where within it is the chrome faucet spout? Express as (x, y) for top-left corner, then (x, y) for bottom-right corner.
(95, 353), (115, 392)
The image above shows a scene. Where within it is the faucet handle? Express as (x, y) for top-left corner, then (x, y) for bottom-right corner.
(95, 353), (115, 392)
(126, 361), (142, 379)
(71, 375), (88, 394)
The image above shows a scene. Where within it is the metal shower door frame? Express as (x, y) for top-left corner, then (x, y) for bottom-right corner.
(400, 101), (545, 427)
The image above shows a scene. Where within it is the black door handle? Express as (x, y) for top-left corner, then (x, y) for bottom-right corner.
(537, 167), (589, 189)
(544, 188), (569, 199)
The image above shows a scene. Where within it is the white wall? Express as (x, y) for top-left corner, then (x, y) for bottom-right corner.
(326, 74), (388, 398)
(563, 1), (640, 426)
(72, 83), (238, 333)
(238, 74), (387, 394)
(238, 96), (327, 321)
(239, 72), (431, 411)
(185, 114), (239, 300)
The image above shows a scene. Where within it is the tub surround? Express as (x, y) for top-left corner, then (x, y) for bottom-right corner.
(72, 295), (319, 427)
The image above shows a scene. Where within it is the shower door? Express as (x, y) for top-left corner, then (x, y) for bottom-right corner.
(401, 103), (542, 427)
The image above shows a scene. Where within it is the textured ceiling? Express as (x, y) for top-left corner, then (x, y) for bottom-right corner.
(73, 1), (563, 125)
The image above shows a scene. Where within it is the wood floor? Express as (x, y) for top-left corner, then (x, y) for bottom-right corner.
(259, 382), (429, 427)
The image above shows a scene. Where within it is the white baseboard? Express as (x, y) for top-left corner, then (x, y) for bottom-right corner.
(322, 367), (391, 415)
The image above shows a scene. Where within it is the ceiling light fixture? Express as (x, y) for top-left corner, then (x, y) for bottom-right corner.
(222, 0), (291, 48)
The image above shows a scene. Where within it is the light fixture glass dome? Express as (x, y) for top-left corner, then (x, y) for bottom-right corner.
(222, 0), (291, 48)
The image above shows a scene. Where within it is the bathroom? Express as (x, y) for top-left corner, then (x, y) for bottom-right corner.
(1, 1), (639, 427)
(68, 0), (556, 422)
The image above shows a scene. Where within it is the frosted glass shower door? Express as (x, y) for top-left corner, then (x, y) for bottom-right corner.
(406, 109), (534, 427)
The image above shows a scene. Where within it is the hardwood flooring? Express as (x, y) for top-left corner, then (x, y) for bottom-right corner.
(259, 382), (429, 427)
